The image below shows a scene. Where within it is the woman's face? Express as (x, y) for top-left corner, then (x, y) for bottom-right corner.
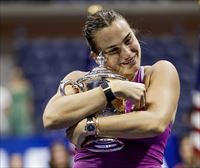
(93, 19), (141, 80)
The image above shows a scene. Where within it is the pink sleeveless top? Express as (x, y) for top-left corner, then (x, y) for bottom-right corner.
(73, 67), (172, 168)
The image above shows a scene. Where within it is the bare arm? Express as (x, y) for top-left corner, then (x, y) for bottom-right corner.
(98, 60), (180, 139)
(43, 71), (107, 129)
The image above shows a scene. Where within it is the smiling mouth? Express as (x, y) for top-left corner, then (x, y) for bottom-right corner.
(121, 57), (136, 65)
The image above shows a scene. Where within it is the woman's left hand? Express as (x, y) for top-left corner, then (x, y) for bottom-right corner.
(66, 118), (87, 150)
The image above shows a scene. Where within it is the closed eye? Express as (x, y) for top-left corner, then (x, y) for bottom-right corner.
(106, 47), (120, 55)
(124, 35), (132, 45)
(103, 32), (133, 55)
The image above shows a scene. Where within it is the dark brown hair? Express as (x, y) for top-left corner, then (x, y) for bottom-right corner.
(83, 9), (126, 54)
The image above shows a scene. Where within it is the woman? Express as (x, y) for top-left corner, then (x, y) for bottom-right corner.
(43, 10), (180, 168)
(49, 141), (71, 168)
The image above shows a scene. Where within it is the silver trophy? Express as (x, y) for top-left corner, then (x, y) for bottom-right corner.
(60, 52), (127, 152)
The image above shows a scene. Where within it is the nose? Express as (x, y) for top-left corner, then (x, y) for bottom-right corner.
(120, 45), (132, 59)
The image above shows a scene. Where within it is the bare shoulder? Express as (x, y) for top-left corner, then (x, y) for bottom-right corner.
(151, 60), (179, 81)
(145, 60), (179, 77)
(144, 60), (179, 88)
(63, 70), (88, 82)
(152, 60), (177, 72)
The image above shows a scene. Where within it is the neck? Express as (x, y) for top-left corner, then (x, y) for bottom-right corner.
(126, 73), (137, 81)
(124, 68), (140, 81)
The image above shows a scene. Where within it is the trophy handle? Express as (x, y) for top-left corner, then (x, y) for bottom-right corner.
(59, 79), (84, 96)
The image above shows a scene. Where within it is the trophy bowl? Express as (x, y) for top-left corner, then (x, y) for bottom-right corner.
(60, 52), (127, 152)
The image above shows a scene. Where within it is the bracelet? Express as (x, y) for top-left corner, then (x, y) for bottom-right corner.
(100, 81), (116, 103)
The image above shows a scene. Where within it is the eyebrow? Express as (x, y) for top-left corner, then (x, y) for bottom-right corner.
(104, 32), (132, 51)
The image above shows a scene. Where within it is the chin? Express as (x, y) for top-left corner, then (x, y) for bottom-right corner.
(128, 65), (140, 73)
(120, 71), (134, 79)
(121, 65), (140, 79)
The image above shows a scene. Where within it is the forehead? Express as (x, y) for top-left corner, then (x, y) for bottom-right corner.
(94, 19), (131, 50)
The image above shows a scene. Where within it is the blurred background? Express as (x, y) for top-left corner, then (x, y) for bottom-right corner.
(0, 0), (200, 168)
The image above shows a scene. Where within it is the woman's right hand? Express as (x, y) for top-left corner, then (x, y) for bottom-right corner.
(109, 80), (146, 110)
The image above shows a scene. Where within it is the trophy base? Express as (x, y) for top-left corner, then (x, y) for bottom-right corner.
(84, 138), (124, 152)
